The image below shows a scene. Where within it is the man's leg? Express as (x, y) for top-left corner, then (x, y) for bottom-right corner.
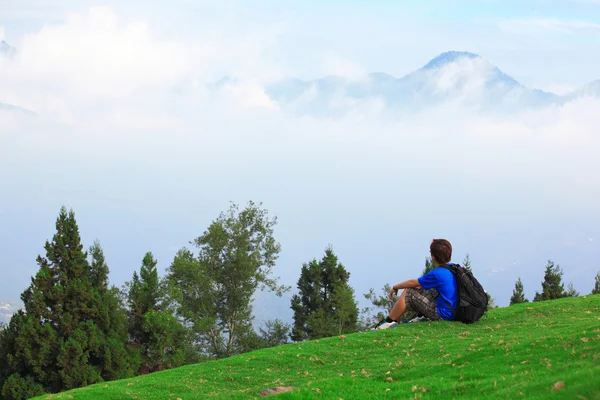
(376, 288), (442, 330)
(389, 289), (408, 321)
(404, 288), (442, 321)
(375, 290), (408, 330)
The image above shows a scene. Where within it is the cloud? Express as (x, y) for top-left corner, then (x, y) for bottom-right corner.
(431, 57), (496, 98)
(321, 55), (367, 80)
(0, 5), (284, 124)
(538, 83), (579, 95)
(2, 7), (187, 110)
(497, 18), (600, 35)
(211, 80), (280, 111)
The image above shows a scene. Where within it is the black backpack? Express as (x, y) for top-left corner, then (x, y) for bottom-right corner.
(439, 264), (488, 324)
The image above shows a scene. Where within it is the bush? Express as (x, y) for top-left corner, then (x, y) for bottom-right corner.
(1, 373), (45, 400)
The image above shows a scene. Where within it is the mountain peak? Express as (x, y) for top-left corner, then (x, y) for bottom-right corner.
(422, 51), (481, 70)
(0, 40), (16, 56)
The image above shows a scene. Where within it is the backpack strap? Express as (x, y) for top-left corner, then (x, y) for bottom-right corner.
(437, 264), (457, 315)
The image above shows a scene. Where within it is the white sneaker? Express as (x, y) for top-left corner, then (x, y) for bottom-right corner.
(375, 320), (399, 330)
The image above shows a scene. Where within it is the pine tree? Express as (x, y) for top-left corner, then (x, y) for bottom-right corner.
(89, 240), (109, 291)
(510, 277), (528, 305)
(0, 207), (135, 399)
(126, 252), (160, 350)
(291, 247), (358, 341)
(565, 282), (579, 297)
(592, 272), (600, 295)
(87, 242), (137, 383)
(533, 260), (566, 301)
(125, 252), (191, 374)
(462, 254), (472, 273)
(422, 257), (436, 275)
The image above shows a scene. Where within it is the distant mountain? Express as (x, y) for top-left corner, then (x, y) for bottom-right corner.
(0, 41), (34, 117)
(566, 79), (600, 100)
(258, 51), (596, 116)
(0, 40), (16, 57)
(0, 102), (36, 116)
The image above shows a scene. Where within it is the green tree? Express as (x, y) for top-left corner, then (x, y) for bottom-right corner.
(290, 247), (358, 341)
(126, 253), (161, 353)
(487, 293), (497, 310)
(462, 254), (472, 273)
(509, 277), (528, 305)
(565, 282), (579, 297)
(0, 207), (135, 399)
(422, 257), (436, 275)
(258, 319), (291, 348)
(125, 252), (193, 374)
(235, 319), (292, 353)
(591, 272), (600, 295)
(138, 309), (191, 373)
(87, 243), (138, 383)
(89, 240), (109, 291)
(533, 260), (566, 301)
(166, 201), (289, 359)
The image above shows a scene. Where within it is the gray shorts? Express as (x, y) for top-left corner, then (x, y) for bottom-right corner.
(405, 288), (442, 321)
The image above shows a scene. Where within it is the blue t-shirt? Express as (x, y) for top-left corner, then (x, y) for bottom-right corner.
(417, 265), (458, 320)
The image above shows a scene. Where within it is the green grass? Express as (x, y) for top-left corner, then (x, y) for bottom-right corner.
(36, 295), (600, 399)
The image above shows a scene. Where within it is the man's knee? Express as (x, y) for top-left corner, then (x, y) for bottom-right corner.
(405, 287), (422, 298)
(404, 287), (421, 307)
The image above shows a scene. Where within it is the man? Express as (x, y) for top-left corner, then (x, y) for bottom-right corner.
(376, 239), (458, 330)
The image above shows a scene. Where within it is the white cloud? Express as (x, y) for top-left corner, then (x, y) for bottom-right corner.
(5, 7), (188, 98)
(538, 83), (579, 95)
(498, 18), (600, 35)
(432, 57), (494, 96)
(0, 5), (286, 124)
(212, 80), (280, 111)
(321, 55), (367, 80)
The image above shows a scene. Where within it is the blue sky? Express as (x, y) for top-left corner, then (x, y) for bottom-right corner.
(1, 0), (599, 325)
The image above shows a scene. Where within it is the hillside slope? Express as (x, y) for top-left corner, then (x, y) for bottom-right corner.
(35, 295), (600, 399)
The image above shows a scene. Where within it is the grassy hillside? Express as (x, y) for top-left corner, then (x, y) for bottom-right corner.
(36, 295), (600, 399)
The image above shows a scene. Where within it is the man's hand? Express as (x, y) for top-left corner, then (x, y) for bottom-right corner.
(388, 279), (422, 300)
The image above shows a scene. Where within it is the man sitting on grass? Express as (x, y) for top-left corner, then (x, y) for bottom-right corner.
(376, 238), (458, 329)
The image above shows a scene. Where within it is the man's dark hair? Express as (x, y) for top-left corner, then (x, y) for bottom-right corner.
(430, 239), (452, 264)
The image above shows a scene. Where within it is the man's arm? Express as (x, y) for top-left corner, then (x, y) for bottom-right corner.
(389, 279), (422, 299)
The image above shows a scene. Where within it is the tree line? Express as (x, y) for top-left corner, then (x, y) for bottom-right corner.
(508, 260), (599, 305)
(0, 204), (599, 399)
